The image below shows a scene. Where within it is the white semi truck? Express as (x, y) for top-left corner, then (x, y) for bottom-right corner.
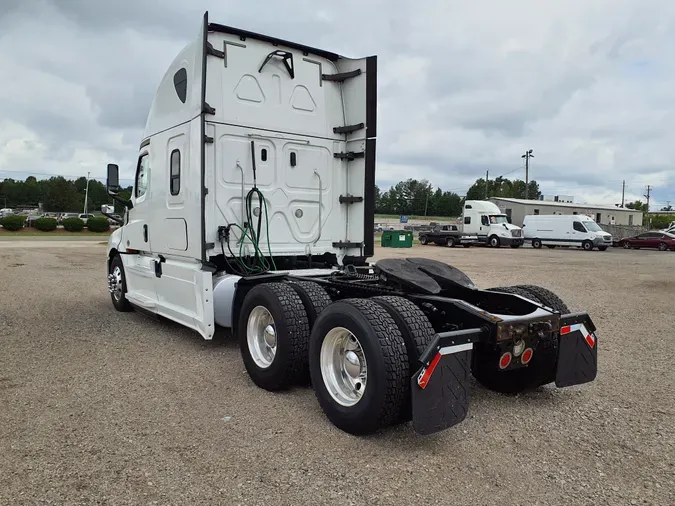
(103, 12), (598, 436)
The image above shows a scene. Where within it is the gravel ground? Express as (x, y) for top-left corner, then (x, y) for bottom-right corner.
(1, 242), (673, 506)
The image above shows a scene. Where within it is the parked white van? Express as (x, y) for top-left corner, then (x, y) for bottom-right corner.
(522, 214), (612, 251)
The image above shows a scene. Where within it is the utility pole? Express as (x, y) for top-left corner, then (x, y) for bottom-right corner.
(485, 169), (489, 200)
(621, 180), (625, 208)
(644, 185), (652, 213)
(83, 172), (91, 214)
(521, 149), (534, 199)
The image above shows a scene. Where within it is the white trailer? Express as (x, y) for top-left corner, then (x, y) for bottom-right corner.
(102, 12), (598, 436)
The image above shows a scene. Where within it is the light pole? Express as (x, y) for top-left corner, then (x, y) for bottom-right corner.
(83, 172), (91, 214)
(521, 149), (534, 199)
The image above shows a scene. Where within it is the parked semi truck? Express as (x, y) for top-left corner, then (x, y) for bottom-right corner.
(419, 201), (524, 248)
(103, 12), (597, 436)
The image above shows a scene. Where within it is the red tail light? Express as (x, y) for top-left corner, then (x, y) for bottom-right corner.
(499, 352), (512, 369)
(521, 348), (534, 364)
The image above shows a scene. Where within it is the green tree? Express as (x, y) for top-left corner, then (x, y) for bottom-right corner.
(626, 200), (648, 212)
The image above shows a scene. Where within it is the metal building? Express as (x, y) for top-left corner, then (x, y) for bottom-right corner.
(488, 197), (643, 227)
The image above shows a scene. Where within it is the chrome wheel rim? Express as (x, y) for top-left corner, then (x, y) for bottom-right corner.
(320, 327), (367, 407)
(109, 266), (123, 302)
(247, 306), (277, 369)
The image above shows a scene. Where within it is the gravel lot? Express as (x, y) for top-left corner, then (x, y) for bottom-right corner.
(1, 241), (674, 506)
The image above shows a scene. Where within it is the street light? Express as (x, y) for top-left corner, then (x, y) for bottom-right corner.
(83, 171), (91, 214)
(521, 149), (534, 199)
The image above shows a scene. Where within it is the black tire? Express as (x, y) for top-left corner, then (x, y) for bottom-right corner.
(109, 255), (133, 312)
(582, 240), (593, 251)
(598, 246), (608, 251)
(658, 242), (668, 251)
(623, 241), (631, 249)
(474, 285), (569, 393)
(238, 283), (310, 391)
(309, 299), (409, 435)
(489, 235), (500, 248)
(370, 296), (435, 422)
(288, 281), (332, 330)
(420, 235), (428, 245)
(370, 296), (434, 372)
(532, 239), (542, 249)
(446, 237), (456, 247)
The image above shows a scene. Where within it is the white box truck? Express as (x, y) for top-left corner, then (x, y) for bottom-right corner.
(459, 200), (524, 248)
(101, 12), (598, 436)
(522, 214), (613, 251)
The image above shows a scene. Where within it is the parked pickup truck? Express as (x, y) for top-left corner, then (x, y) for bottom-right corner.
(419, 225), (462, 247)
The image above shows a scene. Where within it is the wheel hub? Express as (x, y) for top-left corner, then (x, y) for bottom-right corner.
(320, 328), (367, 406)
(108, 266), (123, 301)
(247, 306), (277, 369)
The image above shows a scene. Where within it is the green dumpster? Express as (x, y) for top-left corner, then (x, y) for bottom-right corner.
(381, 230), (413, 248)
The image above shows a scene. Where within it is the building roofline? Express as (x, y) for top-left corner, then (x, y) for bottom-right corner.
(489, 197), (643, 213)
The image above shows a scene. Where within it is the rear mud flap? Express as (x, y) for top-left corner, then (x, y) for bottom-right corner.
(411, 344), (472, 435)
(555, 318), (598, 388)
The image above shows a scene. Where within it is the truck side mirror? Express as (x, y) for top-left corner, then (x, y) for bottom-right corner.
(107, 163), (120, 193)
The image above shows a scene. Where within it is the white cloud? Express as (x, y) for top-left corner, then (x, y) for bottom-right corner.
(0, 0), (673, 206)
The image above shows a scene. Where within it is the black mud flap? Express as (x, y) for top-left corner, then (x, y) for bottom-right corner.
(411, 343), (473, 435)
(555, 313), (598, 388)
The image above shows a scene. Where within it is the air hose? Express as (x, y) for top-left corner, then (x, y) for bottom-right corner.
(219, 140), (276, 275)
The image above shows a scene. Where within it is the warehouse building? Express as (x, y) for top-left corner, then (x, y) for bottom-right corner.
(488, 197), (643, 227)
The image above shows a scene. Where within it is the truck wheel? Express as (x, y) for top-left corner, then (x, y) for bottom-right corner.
(582, 240), (593, 251)
(420, 235), (428, 245)
(489, 235), (500, 248)
(532, 239), (542, 249)
(474, 285), (570, 393)
(446, 237), (456, 247)
(108, 255), (133, 312)
(238, 283), (310, 391)
(309, 299), (409, 435)
(371, 296), (435, 422)
(288, 281), (332, 330)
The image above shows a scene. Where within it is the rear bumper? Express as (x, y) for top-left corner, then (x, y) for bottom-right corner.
(410, 312), (597, 435)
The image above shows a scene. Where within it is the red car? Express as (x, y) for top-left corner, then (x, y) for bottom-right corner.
(620, 231), (675, 251)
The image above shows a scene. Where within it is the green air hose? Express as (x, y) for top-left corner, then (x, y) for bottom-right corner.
(220, 140), (276, 275)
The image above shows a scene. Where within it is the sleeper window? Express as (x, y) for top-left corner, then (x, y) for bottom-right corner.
(170, 149), (180, 196)
(135, 154), (150, 198)
(464, 216), (471, 225)
(481, 215), (489, 226)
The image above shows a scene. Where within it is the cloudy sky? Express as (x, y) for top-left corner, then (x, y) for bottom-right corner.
(1, 0), (674, 209)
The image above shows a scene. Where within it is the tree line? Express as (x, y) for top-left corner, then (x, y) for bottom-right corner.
(0, 176), (132, 213)
(376, 177), (541, 217)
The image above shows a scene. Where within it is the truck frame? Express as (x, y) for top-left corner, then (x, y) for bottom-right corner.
(104, 12), (597, 436)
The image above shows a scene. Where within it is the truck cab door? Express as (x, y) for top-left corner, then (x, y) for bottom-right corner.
(119, 151), (158, 308)
(480, 214), (489, 233)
